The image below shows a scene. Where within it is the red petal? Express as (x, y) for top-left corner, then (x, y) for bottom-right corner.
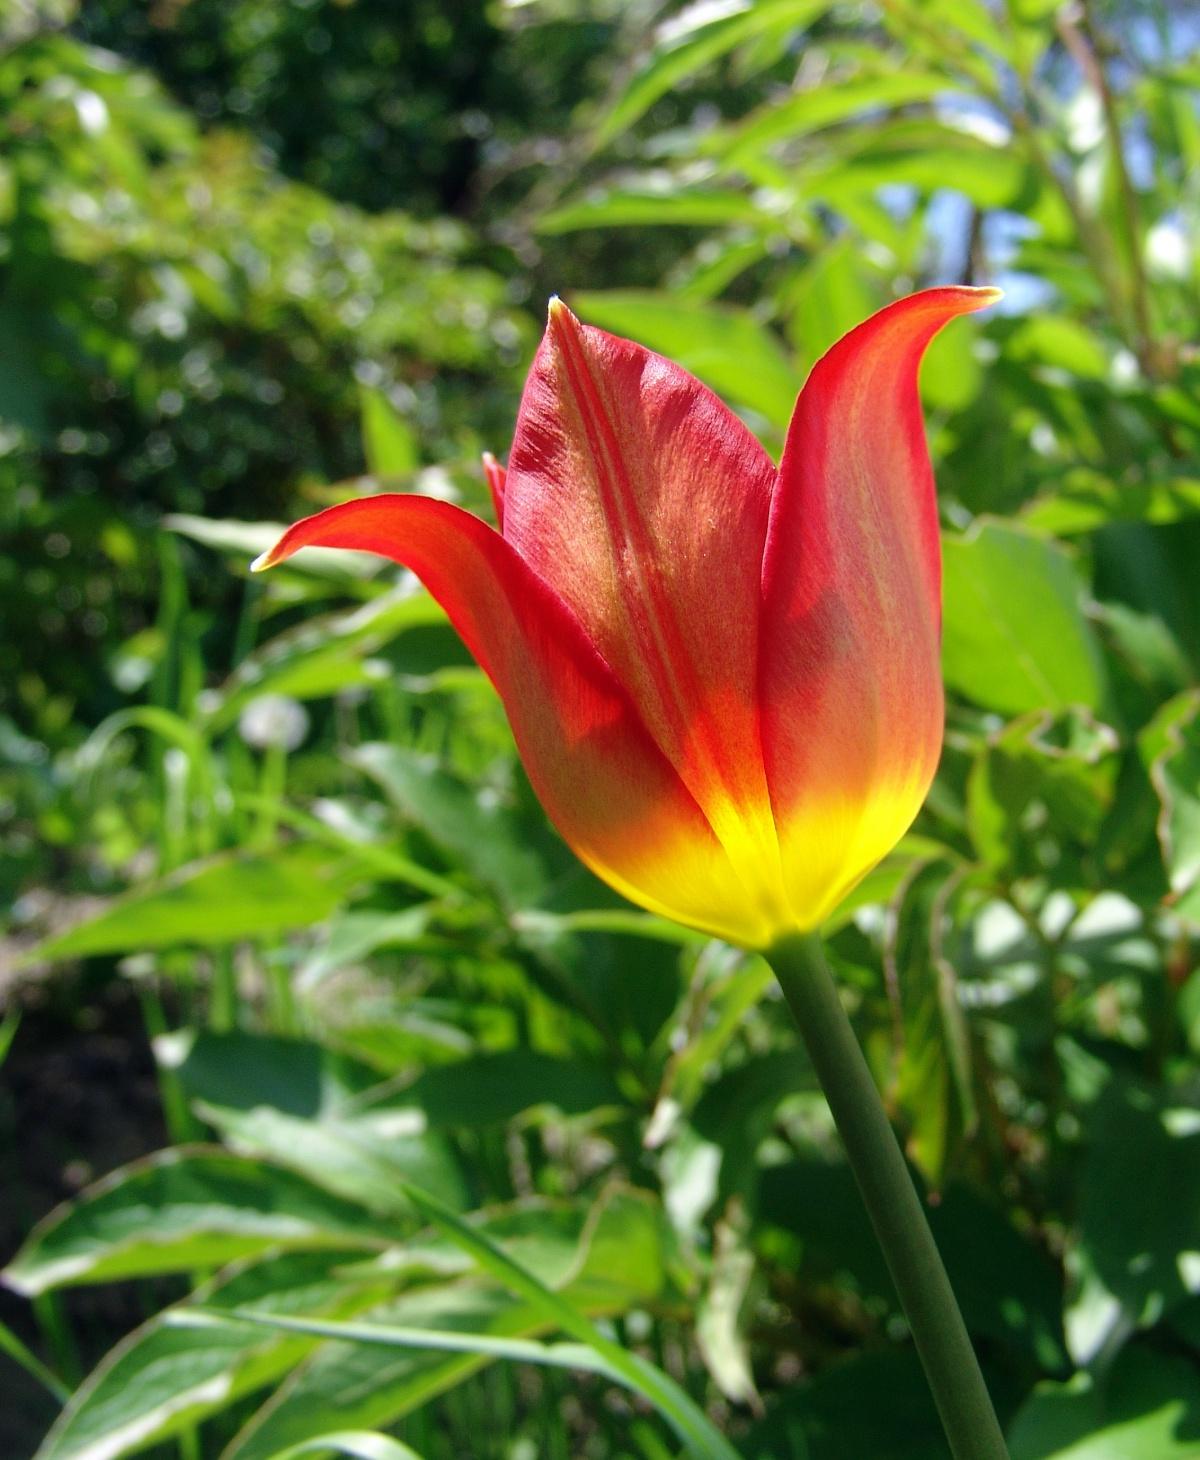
(759, 287), (999, 925)
(501, 300), (784, 903)
(253, 495), (781, 944)
(482, 451), (506, 529)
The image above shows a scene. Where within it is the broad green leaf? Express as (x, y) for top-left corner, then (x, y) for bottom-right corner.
(160, 1032), (467, 1214)
(942, 521), (1109, 716)
(1008, 1347), (1200, 1459)
(221, 1187), (692, 1460)
(27, 847), (364, 962)
(398, 1184), (735, 1460)
(4, 1150), (394, 1296)
(569, 290), (802, 429)
(34, 1251), (393, 1460)
(349, 743), (549, 909)
(359, 385), (419, 477)
(398, 1051), (624, 1128)
(593, 0), (830, 149)
(223, 1285), (562, 1460)
(1006, 316), (1111, 381)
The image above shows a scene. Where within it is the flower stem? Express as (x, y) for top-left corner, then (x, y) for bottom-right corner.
(766, 932), (1010, 1460)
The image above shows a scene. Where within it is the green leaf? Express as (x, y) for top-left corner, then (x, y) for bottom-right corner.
(942, 521), (1109, 716)
(220, 1187), (700, 1460)
(1022, 471), (1200, 536)
(397, 1051), (624, 1128)
(33, 1251), (393, 1460)
(27, 847), (363, 962)
(398, 1184), (737, 1460)
(808, 119), (1030, 210)
(1140, 690), (1200, 921)
(160, 1031), (467, 1215)
(4, 1150), (394, 1296)
(203, 589), (446, 732)
(569, 290), (802, 430)
(1006, 316), (1111, 381)
(270, 1435), (425, 1460)
(593, 0), (830, 149)
(966, 709), (1120, 876)
(538, 185), (780, 235)
(221, 1286), (572, 1460)
(359, 385), (419, 477)
(1008, 1346), (1200, 1459)
(296, 908), (447, 989)
(783, 237), (885, 368)
(1064, 1081), (1200, 1364)
(350, 743), (550, 910)
(711, 69), (952, 169)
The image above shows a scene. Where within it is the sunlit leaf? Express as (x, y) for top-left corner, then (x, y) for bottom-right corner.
(4, 1151), (394, 1296)
(942, 521), (1109, 716)
(27, 847), (364, 962)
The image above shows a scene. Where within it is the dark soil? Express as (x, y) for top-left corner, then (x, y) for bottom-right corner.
(1, 970), (169, 1459)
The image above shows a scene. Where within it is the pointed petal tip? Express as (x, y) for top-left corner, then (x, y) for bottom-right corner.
(963, 284), (1004, 308)
(249, 549), (273, 573)
(546, 293), (582, 340)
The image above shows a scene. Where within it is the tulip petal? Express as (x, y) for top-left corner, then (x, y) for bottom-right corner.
(760, 287), (1000, 927)
(253, 495), (780, 945)
(501, 300), (787, 922)
(482, 451), (506, 529)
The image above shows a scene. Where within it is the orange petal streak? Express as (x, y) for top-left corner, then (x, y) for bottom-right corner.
(253, 495), (780, 946)
(760, 287), (1000, 928)
(501, 300), (788, 930)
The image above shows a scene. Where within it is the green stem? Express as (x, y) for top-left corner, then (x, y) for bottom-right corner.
(766, 933), (1010, 1460)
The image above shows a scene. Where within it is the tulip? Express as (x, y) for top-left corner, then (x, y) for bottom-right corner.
(253, 286), (1010, 1460)
(253, 287), (998, 950)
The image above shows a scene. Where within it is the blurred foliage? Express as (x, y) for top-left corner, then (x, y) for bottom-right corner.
(4, 0), (1200, 1458)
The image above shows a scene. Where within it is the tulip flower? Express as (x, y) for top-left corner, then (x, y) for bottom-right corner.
(253, 287), (998, 950)
(253, 287), (1010, 1460)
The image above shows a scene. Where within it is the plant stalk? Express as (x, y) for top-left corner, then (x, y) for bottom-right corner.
(766, 933), (1010, 1460)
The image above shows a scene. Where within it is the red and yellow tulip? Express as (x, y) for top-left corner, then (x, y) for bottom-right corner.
(254, 288), (998, 949)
